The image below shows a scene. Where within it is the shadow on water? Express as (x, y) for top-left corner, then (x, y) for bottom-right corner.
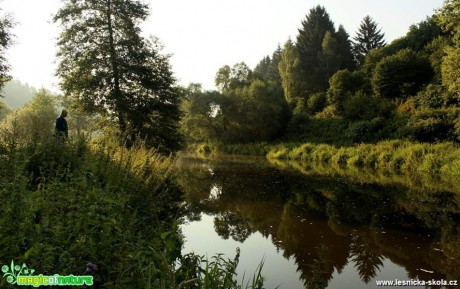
(174, 154), (460, 288)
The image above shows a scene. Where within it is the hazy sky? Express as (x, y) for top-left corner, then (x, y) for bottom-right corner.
(2, 0), (444, 92)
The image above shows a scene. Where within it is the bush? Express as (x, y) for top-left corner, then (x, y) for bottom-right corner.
(311, 144), (335, 163)
(405, 108), (460, 142)
(372, 49), (433, 99)
(346, 118), (386, 143)
(455, 116), (460, 141)
(307, 92), (327, 114)
(342, 92), (394, 121)
(416, 84), (449, 109)
(327, 70), (369, 112)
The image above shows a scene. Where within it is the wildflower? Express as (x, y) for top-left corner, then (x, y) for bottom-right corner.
(86, 262), (98, 273)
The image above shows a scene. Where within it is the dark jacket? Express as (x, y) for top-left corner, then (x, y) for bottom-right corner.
(55, 116), (68, 137)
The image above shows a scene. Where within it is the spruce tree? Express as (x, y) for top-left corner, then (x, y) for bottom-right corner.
(353, 16), (386, 66)
(336, 25), (356, 71)
(296, 5), (335, 94)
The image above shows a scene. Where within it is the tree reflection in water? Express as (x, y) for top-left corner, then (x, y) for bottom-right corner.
(349, 234), (384, 283)
(174, 155), (460, 288)
(214, 212), (254, 242)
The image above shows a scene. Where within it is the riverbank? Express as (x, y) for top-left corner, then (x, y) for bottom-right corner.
(268, 140), (460, 176)
(0, 137), (266, 288)
(188, 140), (460, 178)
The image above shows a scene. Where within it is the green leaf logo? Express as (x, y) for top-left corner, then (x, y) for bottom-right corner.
(2, 260), (35, 285)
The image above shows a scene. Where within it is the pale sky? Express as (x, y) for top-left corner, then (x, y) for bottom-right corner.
(2, 0), (444, 92)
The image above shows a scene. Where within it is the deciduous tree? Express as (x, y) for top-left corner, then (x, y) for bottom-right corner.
(372, 49), (433, 99)
(278, 39), (303, 108)
(0, 8), (14, 93)
(54, 0), (181, 151)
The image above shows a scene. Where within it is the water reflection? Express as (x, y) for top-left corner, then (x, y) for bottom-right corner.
(174, 155), (460, 288)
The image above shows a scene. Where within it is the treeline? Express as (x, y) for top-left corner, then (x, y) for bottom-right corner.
(181, 2), (460, 146)
(1, 80), (37, 108)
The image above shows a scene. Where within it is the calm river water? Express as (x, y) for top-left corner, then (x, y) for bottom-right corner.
(174, 155), (460, 289)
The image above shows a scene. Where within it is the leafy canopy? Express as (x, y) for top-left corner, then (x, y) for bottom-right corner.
(54, 0), (182, 151)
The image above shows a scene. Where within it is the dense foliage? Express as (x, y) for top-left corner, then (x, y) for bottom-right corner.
(182, 1), (460, 149)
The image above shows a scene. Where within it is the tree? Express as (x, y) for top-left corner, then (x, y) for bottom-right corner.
(0, 89), (58, 147)
(353, 16), (386, 66)
(215, 65), (232, 92)
(0, 101), (12, 121)
(1, 80), (37, 108)
(253, 56), (271, 82)
(437, 0), (460, 101)
(327, 69), (368, 112)
(296, 5), (335, 94)
(278, 39), (303, 108)
(335, 25), (356, 71)
(236, 79), (290, 142)
(441, 47), (460, 98)
(214, 62), (252, 94)
(321, 31), (339, 79)
(372, 49), (433, 99)
(54, 0), (182, 151)
(405, 16), (442, 52)
(180, 90), (234, 143)
(0, 8), (14, 93)
(437, 0), (460, 44)
(267, 45), (283, 86)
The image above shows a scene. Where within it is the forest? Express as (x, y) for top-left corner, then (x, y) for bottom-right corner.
(181, 5), (460, 148)
(0, 0), (460, 288)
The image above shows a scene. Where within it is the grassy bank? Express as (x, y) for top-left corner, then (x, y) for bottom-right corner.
(0, 136), (182, 288)
(267, 140), (460, 177)
(0, 137), (265, 288)
(187, 139), (460, 180)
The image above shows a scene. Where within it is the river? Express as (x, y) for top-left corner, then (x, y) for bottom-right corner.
(174, 155), (460, 289)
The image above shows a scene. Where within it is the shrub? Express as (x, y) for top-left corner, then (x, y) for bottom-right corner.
(346, 118), (385, 143)
(327, 70), (369, 112)
(307, 92), (327, 114)
(342, 92), (394, 121)
(416, 84), (448, 109)
(405, 108), (460, 142)
(372, 49), (433, 99)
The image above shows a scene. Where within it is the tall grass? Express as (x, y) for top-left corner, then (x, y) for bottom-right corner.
(0, 134), (266, 288)
(265, 140), (460, 195)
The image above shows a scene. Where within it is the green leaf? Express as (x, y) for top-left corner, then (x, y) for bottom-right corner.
(160, 231), (171, 240)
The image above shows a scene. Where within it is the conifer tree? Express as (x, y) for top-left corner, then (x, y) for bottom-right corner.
(296, 5), (335, 94)
(353, 16), (386, 66)
(336, 25), (356, 71)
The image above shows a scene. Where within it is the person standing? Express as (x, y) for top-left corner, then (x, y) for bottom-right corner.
(55, 109), (68, 142)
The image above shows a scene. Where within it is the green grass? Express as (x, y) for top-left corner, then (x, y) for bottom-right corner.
(0, 136), (266, 288)
(267, 140), (460, 176)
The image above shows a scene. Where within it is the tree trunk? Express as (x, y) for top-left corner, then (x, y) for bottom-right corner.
(106, 0), (126, 134)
